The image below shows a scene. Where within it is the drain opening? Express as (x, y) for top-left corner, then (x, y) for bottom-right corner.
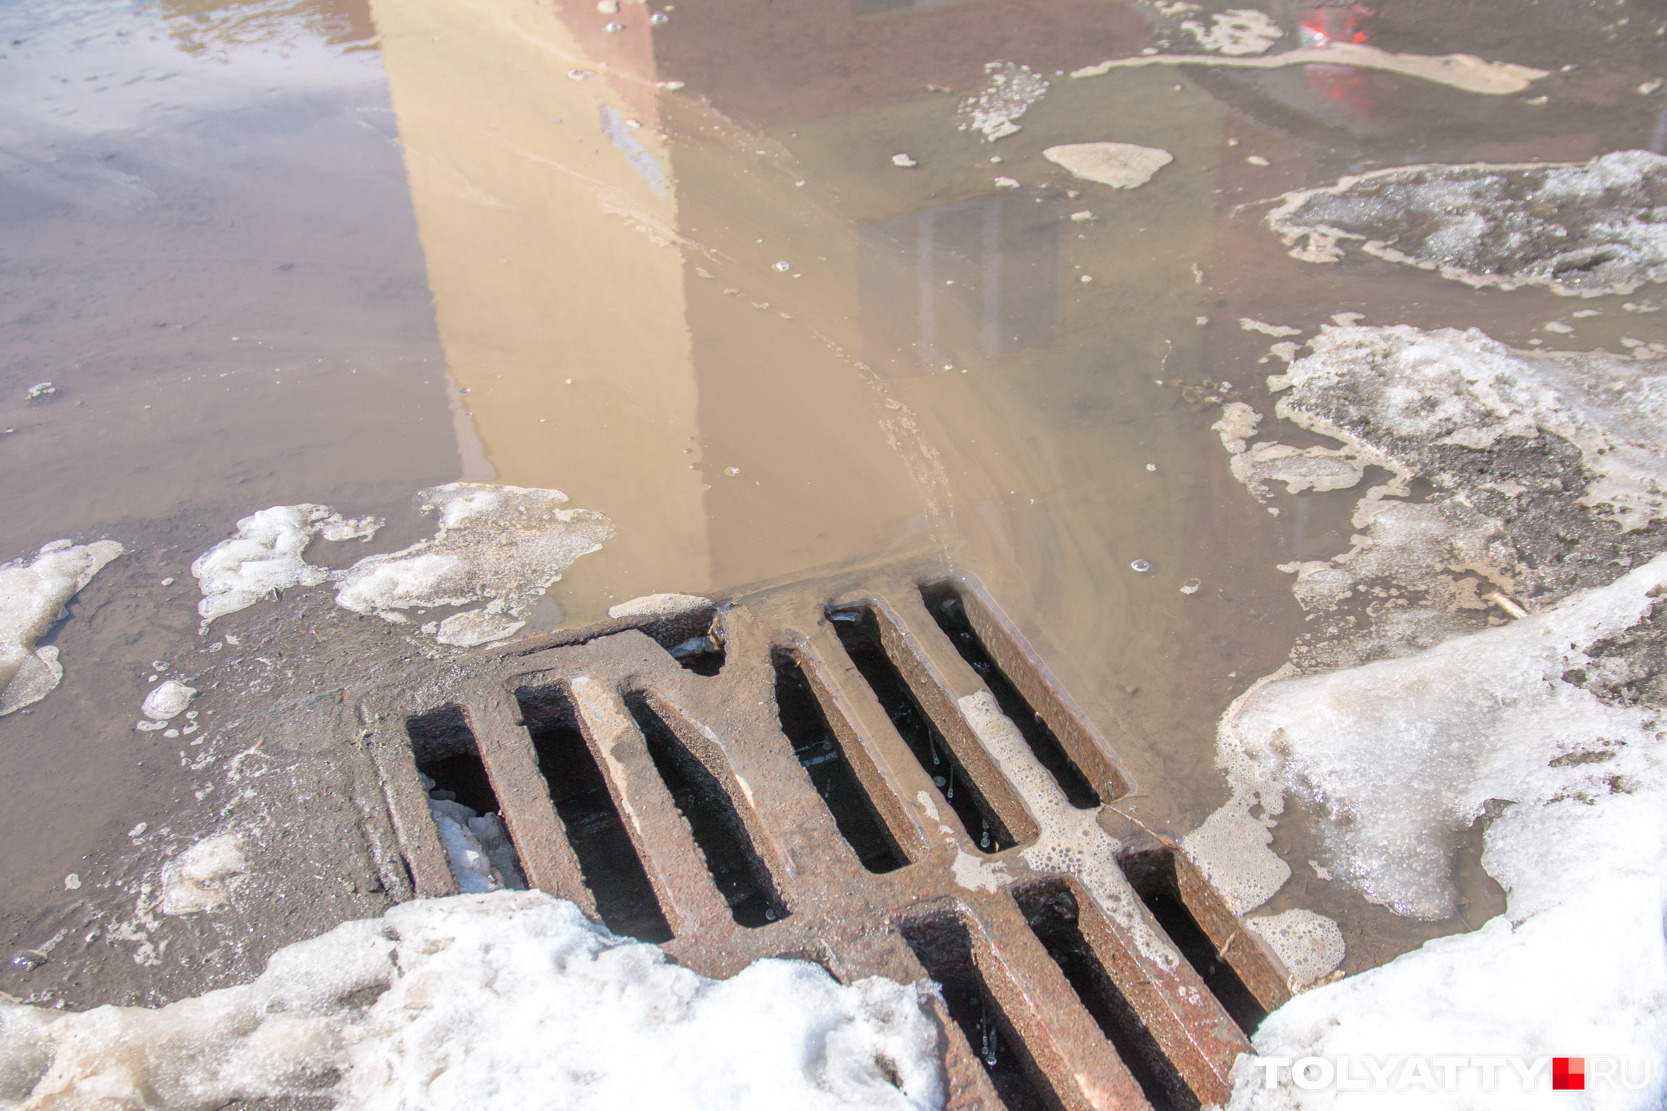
(827, 605), (1014, 853)
(919, 582), (1100, 809)
(772, 648), (907, 875)
(1015, 880), (1199, 1111)
(901, 912), (1065, 1111)
(514, 684), (672, 942)
(405, 706), (527, 893)
(1119, 849), (1266, 1034)
(622, 690), (788, 928)
(665, 614), (727, 676)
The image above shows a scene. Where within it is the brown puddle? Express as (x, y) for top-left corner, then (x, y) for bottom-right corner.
(5, 0), (1667, 1003)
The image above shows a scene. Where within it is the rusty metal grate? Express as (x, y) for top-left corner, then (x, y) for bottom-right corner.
(340, 561), (1298, 1110)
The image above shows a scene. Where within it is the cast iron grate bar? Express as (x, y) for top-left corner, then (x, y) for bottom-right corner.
(919, 582), (1100, 809)
(1120, 849), (1266, 1034)
(1016, 880), (1200, 1111)
(901, 912), (1066, 1111)
(772, 648), (907, 874)
(827, 604), (1015, 853)
(623, 689), (788, 928)
(515, 683), (673, 943)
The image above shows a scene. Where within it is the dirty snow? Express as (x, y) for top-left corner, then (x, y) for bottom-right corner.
(1216, 560), (1667, 1110)
(160, 835), (248, 915)
(1043, 142), (1173, 189)
(1073, 42), (1547, 97)
(608, 593), (712, 620)
(0, 539), (123, 715)
(1182, 8), (1283, 55)
(1244, 910), (1345, 993)
(0, 892), (943, 1111)
(1267, 150), (1667, 297)
(192, 504), (381, 625)
(957, 60), (1048, 142)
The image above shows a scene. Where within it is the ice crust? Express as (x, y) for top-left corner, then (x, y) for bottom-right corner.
(0, 539), (123, 715)
(0, 892), (944, 1111)
(192, 484), (611, 645)
(1267, 151), (1667, 297)
(1218, 562), (1667, 1109)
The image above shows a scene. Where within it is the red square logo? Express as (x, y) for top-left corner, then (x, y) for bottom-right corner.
(1553, 1058), (1585, 1091)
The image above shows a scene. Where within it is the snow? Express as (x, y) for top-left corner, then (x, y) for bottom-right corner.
(1217, 561), (1667, 1109)
(1267, 151), (1667, 297)
(1043, 142), (1173, 189)
(332, 483), (612, 625)
(1182, 9), (1283, 55)
(141, 680), (196, 721)
(192, 484), (611, 646)
(421, 775), (527, 893)
(191, 504), (381, 625)
(957, 61), (1048, 142)
(0, 539), (123, 715)
(161, 835), (248, 915)
(0, 892), (944, 1111)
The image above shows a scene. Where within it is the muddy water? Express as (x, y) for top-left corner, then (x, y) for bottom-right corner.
(5, 0), (1667, 1002)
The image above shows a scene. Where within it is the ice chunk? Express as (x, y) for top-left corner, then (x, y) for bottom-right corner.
(0, 539), (123, 715)
(1245, 909), (1344, 991)
(434, 609), (525, 647)
(1043, 142), (1173, 189)
(192, 504), (382, 625)
(0, 892), (943, 1110)
(161, 834), (248, 915)
(1267, 150), (1667, 297)
(141, 679), (196, 721)
(333, 483), (612, 625)
(607, 592), (711, 619)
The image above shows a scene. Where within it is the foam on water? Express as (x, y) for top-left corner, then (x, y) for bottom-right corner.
(192, 504), (381, 625)
(0, 539), (124, 715)
(1267, 151), (1667, 297)
(0, 892), (944, 1111)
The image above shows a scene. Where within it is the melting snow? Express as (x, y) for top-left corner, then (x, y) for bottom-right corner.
(0, 539), (123, 715)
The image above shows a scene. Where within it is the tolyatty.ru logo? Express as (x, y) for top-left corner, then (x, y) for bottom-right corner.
(1251, 1055), (1649, 1092)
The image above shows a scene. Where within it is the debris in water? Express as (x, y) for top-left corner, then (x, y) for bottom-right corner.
(957, 60), (1048, 141)
(891, 153), (916, 168)
(24, 382), (54, 401)
(1181, 8), (1284, 55)
(1130, 559), (1151, 573)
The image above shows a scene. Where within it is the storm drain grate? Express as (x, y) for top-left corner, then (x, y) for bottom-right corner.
(342, 562), (1298, 1110)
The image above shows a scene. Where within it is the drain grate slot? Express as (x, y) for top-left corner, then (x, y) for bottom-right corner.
(901, 912), (1065, 1111)
(515, 684), (672, 943)
(623, 690), (788, 928)
(405, 705), (527, 892)
(1016, 880), (1199, 1111)
(828, 605), (1015, 853)
(1119, 850), (1266, 1034)
(773, 648), (907, 874)
(920, 582), (1100, 809)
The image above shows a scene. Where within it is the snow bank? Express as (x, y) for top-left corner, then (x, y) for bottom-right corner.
(0, 539), (123, 715)
(0, 892), (944, 1111)
(191, 504), (380, 625)
(1217, 561), (1667, 1109)
(1267, 150), (1667, 297)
